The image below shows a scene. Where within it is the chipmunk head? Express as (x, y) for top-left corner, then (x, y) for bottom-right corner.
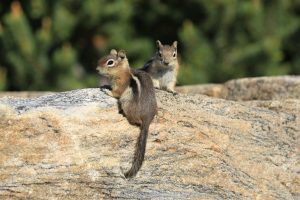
(96, 49), (129, 77)
(156, 40), (178, 67)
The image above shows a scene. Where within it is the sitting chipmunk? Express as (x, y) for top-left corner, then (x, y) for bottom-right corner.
(96, 49), (157, 178)
(142, 40), (179, 93)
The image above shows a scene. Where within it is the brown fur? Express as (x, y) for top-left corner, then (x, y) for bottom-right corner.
(142, 40), (179, 93)
(96, 49), (157, 178)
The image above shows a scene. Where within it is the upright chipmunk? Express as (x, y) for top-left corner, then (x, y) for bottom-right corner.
(96, 49), (157, 178)
(142, 40), (179, 93)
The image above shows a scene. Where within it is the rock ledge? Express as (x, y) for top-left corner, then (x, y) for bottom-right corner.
(0, 78), (299, 199)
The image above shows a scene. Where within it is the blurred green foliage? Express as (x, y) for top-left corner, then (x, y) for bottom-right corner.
(0, 0), (299, 91)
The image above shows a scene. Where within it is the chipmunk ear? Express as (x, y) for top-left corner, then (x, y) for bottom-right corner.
(110, 49), (117, 56)
(117, 49), (126, 59)
(172, 41), (178, 48)
(156, 40), (163, 48)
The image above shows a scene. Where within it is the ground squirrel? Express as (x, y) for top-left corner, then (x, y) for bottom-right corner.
(142, 40), (179, 93)
(96, 49), (157, 178)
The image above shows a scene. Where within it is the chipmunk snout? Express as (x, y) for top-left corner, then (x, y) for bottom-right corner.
(96, 63), (104, 72)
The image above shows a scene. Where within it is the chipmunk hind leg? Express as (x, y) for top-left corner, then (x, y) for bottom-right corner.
(152, 78), (160, 89)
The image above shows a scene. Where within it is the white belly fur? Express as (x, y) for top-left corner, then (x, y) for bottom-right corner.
(160, 70), (174, 88)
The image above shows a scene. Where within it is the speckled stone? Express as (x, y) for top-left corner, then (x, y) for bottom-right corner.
(0, 87), (299, 199)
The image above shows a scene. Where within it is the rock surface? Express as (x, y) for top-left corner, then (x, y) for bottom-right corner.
(221, 76), (300, 101)
(0, 77), (299, 199)
(177, 76), (300, 101)
(176, 84), (224, 98)
(0, 91), (53, 98)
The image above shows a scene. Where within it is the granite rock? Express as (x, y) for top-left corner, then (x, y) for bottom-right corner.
(176, 76), (300, 101)
(0, 86), (299, 199)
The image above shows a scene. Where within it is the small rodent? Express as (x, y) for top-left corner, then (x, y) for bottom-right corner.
(96, 49), (157, 178)
(142, 40), (179, 93)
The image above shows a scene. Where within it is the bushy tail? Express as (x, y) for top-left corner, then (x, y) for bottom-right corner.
(124, 121), (150, 178)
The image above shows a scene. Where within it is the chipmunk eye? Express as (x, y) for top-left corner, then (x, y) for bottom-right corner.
(106, 59), (114, 67)
(173, 52), (176, 58)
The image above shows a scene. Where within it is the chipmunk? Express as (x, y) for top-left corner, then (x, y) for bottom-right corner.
(96, 49), (157, 178)
(142, 40), (179, 93)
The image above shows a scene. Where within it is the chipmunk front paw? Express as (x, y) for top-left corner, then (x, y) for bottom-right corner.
(101, 88), (113, 96)
(166, 88), (178, 95)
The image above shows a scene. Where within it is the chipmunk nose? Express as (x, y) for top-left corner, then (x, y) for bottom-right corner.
(163, 61), (169, 65)
(97, 60), (105, 70)
(96, 66), (101, 71)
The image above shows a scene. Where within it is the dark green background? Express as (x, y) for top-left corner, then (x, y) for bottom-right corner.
(0, 0), (299, 91)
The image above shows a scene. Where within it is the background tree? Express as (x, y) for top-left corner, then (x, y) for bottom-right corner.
(0, 0), (299, 91)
